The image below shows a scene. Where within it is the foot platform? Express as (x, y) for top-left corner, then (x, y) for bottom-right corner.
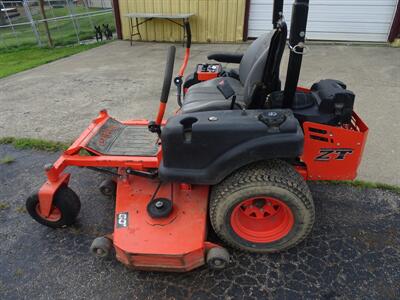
(86, 118), (159, 156)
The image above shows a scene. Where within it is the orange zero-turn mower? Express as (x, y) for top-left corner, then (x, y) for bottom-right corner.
(26, 0), (368, 272)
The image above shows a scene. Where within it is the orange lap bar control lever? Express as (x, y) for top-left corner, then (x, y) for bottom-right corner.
(179, 20), (191, 77)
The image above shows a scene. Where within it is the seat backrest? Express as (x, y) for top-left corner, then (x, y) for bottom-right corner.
(239, 31), (275, 86)
(240, 22), (287, 107)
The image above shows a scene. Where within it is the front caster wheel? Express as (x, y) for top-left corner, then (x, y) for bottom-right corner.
(206, 247), (230, 270)
(90, 237), (112, 258)
(99, 179), (116, 197)
(26, 185), (81, 228)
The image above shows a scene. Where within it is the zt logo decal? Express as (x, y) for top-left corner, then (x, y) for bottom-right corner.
(315, 148), (353, 161)
(116, 212), (128, 228)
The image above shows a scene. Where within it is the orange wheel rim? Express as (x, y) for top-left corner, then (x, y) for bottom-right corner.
(230, 197), (294, 243)
(35, 203), (62, 222)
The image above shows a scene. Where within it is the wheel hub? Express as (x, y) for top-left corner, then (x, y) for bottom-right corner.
(213, 259), (222, 266)
(230, 196), (294, 243)
(35, 203), (62, 222)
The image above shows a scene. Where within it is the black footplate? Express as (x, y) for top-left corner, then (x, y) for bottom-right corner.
(86, 118), (159, 156)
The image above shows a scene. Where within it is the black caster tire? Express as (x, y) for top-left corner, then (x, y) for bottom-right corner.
(90, 237), (112, 258)
(26, 185), (81, 229)
(206, 247), (230, 270)
(210, 160), (315, 253)
(99, 179), (116, 197)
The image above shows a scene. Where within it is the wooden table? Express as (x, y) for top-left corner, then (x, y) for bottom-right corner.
(125, 13), (194, 46)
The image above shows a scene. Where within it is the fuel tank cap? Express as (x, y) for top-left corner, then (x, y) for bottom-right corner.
(258, 111), (286, 127)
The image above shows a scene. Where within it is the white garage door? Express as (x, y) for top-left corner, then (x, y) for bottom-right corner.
(248, 0), (398, 42)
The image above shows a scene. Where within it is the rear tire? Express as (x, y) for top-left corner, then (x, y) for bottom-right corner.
(26, 185), (81, 228)
(209, 160), (314, 253)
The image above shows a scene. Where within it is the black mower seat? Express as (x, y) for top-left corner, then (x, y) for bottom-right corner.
(181, 77), (245, 113)
(181, 24), (286, 114)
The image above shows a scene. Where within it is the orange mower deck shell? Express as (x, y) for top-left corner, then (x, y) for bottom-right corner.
(113, 175), (210, 272)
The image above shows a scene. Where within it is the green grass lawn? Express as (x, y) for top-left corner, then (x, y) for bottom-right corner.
(0, 5), (113, 78)
(0, 43), (105, 78)
(0, 6), (114, 49)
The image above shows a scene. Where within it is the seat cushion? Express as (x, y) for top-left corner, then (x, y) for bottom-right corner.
(181, 77), (244, 113)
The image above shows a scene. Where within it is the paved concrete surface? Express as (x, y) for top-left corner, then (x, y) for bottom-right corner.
(0, 144), (399, 299)
(0, 41), (399, 185)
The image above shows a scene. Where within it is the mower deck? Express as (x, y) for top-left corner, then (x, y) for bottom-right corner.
(113, 175), (210, 271)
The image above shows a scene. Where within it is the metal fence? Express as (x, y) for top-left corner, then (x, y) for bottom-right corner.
(0, 0), (115, 49)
